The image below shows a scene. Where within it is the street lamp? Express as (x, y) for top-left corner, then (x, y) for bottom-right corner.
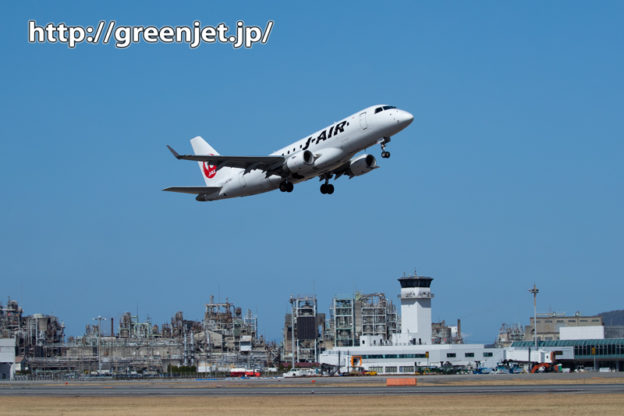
(289, 297), (295, 369)
(93, 316), (107, 373)
(528, 285), (539, 349)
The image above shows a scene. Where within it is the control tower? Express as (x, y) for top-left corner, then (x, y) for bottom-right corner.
(394, 273), (433, 345)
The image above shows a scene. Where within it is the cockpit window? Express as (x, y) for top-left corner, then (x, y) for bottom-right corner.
(376, 105), (396, 114)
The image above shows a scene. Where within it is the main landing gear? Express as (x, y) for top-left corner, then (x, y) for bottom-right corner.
(319, 174), (334, 195)
(279, 181), (294, 192)
(380, 136), (391, 158)
(320, 183), (334, 194)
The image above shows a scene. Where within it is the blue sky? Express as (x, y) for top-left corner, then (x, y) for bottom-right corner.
(1, 1), (622, 343)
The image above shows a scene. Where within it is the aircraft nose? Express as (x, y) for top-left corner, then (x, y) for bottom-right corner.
(397, 109), (414, 127)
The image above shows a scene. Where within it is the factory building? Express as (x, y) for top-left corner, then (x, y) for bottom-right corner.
(196, 297), (274, 372)
(283, 296), (326, 364)
(329, 297), (356, 347)
(432, 320), (463, 344)
(2, 296), (278, 378)
(60, 313), (185, 375)
(328, 293), (398, 348)
(494, 324), (527, 348)
(0, 299), (65, 361)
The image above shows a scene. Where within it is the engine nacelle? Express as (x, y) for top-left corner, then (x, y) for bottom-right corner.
(348, 154), (378, 177)
(285, 150), (314, 174)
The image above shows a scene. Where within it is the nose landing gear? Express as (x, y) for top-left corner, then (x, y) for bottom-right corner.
(380, 136), (391, 158)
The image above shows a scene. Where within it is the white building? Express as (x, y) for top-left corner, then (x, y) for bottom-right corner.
(560, 326), (604, 340)
(392, 275), (433, 346)
(320, 343), (504, 374)
(505, 345), (574, 363)
(0, 338), (16, 381)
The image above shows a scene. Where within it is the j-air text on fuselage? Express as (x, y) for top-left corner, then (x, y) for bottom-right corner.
(164, 104), (414, 201)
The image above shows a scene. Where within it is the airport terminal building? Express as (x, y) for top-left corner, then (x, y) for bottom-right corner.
(511, 339), (624, 372)
(320, 343), (505, 373)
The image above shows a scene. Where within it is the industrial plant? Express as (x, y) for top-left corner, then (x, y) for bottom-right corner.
(1, 272), (624, 381)
(0, 296), (278, 380)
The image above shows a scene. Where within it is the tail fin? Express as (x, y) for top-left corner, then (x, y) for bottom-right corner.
(190, 136), (233, 186)
(190, 136), (220, 156)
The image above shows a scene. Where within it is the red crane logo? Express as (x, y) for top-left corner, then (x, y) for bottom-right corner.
(202, 154), (217, 179)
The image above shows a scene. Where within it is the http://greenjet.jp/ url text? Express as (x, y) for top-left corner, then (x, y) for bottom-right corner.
(28, 20), (274, 49)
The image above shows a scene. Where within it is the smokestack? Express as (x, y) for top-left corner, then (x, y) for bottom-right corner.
(111, 317), (114, 337)
(457, 318), (461, 340)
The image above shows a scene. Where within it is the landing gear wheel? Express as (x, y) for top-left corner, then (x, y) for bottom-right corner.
(280, 181), (294, 192)
(320, 182), (334, 195)
(380, 136), (391, 158)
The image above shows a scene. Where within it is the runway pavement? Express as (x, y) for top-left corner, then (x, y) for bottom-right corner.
(1, 382), (624, 396)
(1, 374), (623, 396)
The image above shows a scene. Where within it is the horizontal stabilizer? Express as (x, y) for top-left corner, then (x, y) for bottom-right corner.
(163, 186), (221, 195)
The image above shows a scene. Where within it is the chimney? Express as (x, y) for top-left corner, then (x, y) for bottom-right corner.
(457, 318), (462, 340)
(111, 317), (115, 337)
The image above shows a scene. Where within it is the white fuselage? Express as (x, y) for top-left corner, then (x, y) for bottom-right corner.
(213, 105), (413, 200)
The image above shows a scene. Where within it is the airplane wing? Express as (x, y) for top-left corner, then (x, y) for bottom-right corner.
(163, 186), (221, 194)
(166, 145), (284, 172)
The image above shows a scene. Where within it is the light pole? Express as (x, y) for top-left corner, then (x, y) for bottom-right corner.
(528, 284), (539, 349)
(290, 297), (295, 369)
(93, 316), (107, 373)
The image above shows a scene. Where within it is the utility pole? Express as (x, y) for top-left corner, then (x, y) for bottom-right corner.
(93, 316), (106, 373)
(290, 297), (295, 369)
(528, 284), (539, 349)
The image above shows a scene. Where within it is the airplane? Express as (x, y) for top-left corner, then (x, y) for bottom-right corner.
(164, 104), (414, 201)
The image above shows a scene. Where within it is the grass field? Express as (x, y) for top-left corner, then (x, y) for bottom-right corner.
(1, 394), (623, 416)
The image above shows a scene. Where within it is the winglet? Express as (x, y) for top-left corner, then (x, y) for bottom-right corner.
(166, 145), (181, 159)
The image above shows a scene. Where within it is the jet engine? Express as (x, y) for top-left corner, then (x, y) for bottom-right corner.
(347, 154), (378, 177)
(285, 150), (314, 174)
